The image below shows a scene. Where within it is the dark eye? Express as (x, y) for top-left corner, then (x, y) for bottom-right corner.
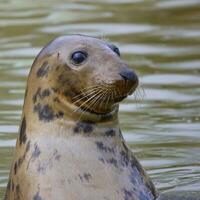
(71, 51), (87, 65)
(108, 44), (120, 56)
(113, 47), (120, 56)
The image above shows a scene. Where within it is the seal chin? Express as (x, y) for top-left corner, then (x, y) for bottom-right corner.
(113, 95), (127, 103)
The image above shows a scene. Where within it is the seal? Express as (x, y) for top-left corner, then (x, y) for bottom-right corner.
(4, 35), (158, 200)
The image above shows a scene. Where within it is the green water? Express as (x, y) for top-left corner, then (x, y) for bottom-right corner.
(0, 0), (200, 199)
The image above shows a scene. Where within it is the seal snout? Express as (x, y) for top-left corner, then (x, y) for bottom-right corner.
(119, 68), (138, 83)
(119, 68), (139, 95)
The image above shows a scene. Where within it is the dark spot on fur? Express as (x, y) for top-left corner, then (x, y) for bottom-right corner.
(53, 149), (61, 161)
(41, 89), (50, 98)
(83, 173), (92, 182)
(14, 162), (17, 174)
(33, 88), (41, 103)
(34, 104), (54, 122)
(37, 61), (49, 77)
(32, 143), (41, 158)
(78, 175), (83, 182)
(130, 156), (145, 177)
(14, 151), (28, 175)
(34, 104), (63, 121)
(19, 117), (27, 145)
(105, 129), (115, 137)
(33, 192), (43, 200)
(95, 141), (115, 154)
(107, 158), (118, 167)
(33, 88), (51, 103)
(123, 189), (134, 200)
(120, 150), (129, 166)
(74, 121), (93, 134)
(79, 173), (92, 182)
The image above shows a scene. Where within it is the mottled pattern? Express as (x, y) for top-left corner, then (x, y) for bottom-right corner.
(36, 61), (49, 77)
(19, 117), (26, 145)
(33, 88), (41, 103)
(107, 157), (118, 167)
(120, 150), (129, 167)
(105, 129), (115, 137)
(14, 143), (30, 175)
(4, 35), (157, 200)
(123, 189), (135, 200)
(95, 141), (115, 154)
(33, 88), (51, 103)
(34, 104), (54, 122)
(34, 103), (63, 122)
(32, 144), (41, 158)
(79, 173), (92, 183)
(74, 121), (93, 134)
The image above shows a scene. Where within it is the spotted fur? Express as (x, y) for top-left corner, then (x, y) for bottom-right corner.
(5, 35), (157, 200)
(19, 117), (27, 145)
(36, 61), (49, 77)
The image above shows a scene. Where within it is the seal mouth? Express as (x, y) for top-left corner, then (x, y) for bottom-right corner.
(71, 83), (137, 114)
(114, 95), (127, 103)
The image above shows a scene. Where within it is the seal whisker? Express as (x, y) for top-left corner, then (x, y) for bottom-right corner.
(77, 90), (104, 120)
(72, 85), (102, 100)
(88, 89), (106, 113)
(105, 89), (111, 109)
(73, 89), (103, 113)
(79, 85), (103, 93)
(72, 88), (100, 105)
(79, 88), (106, 118)
(133, 84), (145, 105)
(98, 88), (108, 110)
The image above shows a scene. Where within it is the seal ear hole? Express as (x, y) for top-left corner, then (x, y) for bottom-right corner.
(70, 51), (88, 66)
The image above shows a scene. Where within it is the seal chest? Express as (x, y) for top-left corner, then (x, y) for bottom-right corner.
(4, 35), (157, 200)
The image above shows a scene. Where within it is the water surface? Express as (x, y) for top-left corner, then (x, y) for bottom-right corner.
(0, 0), (200, 198)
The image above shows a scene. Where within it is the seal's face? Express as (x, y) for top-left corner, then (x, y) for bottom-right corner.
(32, 35), (138, 114)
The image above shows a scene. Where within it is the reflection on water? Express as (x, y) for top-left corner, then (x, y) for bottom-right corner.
(0, 0), (200, 198)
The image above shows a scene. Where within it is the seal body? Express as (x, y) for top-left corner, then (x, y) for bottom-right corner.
(4, 35), (157, 200)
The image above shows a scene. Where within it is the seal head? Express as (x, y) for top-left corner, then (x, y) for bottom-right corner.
(28, 35), (138, 121)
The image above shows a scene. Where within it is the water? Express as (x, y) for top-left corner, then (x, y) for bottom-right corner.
(0, 0), (200, 198)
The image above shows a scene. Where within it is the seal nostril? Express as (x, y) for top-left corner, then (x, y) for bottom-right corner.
(120, 73), (128, 81)
(119, 69), (138, 83)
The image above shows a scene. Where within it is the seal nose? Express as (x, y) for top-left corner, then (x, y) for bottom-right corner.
(119, 68), (138, 83)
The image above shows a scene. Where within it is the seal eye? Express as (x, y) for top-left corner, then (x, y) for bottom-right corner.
(71, 51), (87, 65)
(113, 47), (120, 56)
(108, 44), (120, 57)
